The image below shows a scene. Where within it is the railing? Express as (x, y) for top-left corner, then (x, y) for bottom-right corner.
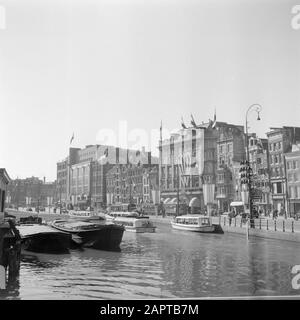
(212, 216), (300, 234)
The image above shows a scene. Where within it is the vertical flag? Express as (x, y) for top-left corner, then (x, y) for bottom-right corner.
(99, 147), (108, 161)
(191, 114), (197, 127)
(70, 132), (74, 145)
(181, 116), (187, 129)
(212, 109), (217, 128)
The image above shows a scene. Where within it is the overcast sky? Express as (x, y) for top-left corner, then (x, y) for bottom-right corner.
(1, 0), (300, 181)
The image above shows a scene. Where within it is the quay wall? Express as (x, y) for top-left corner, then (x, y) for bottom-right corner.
(150, 214), (300, 243)
(213, 216), (300, 243)
(6, 209), (69, 222)
(7, 210), (300, 243)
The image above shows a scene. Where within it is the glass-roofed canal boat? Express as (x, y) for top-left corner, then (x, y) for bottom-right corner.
(171, 215), (215, 233)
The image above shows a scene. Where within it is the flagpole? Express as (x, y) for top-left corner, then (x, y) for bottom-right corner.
(67, 132), (74, 211)
(159, 121), (162, 206)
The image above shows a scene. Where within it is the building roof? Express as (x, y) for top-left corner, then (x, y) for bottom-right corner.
(0, 168), (11, 184)
(284, 150), (300, 158)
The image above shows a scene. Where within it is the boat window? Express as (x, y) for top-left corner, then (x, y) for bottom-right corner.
(201, 218), (210, 225)
(176, 218), (198, 225)
(118, 221), (134, 227)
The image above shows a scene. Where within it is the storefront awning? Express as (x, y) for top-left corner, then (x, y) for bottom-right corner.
(230, 201), (244, 207)
(189, 197), (201, 207)
(169, 198), (177, 204)
(163, 198), (170, 204)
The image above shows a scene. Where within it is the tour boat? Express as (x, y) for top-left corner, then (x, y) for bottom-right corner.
(51, 219), (125, 250)
(17, 224), (71, 254)
(171, 215), (215, 233)
(105, 211), (156, 233)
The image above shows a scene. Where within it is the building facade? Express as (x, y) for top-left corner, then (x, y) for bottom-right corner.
(248, 135), (271, 213)
(266, 127), (300, 213)
(285, 144), (300, 217)
(6, 177), (56, 208)
(215, 122), (245, 212)
(106, 164), (159, 206)
(58, 144), (158, 209)
(159, 122), (218, 213)
(56, 158), (68, 206)
(0, 168), (10, 221)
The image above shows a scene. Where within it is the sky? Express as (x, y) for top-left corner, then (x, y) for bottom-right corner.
(0, 0), (300, 181)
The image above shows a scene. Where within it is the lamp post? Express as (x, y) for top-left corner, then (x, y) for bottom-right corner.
(245, 103), (262, 226)
(176, 155), (181, 216)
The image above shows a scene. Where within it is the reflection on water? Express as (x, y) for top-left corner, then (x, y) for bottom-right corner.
(1, 223), (300, 299)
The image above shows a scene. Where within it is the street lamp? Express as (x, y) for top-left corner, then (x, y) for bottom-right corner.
(245, 103), (262, 226)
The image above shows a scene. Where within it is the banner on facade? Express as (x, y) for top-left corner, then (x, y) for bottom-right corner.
(241, 191), (249, 205)
(203, 183), (215, 205)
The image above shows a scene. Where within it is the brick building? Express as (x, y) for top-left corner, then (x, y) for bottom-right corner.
(215, 122), (245, 212)
(266, 127), (300, 213)
(159, 121), (218, 213)
(285, 143), (300, 217)
(248, 135), (271, 213)
(106, 164), (159, 207)
(7, 177), (56, 208)
(58, 144), (158, 209)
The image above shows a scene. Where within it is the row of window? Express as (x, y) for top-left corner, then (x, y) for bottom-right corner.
(219, 143), (233, 154)
(270, 154), (283, 164)
(287, 160), (299, 170)
(219, 156), (232, 166)
(270, 167), (284, 177)
(289, 186), (300, 199)
(269, 142), (282, 152)
(287, 173), (299, 182)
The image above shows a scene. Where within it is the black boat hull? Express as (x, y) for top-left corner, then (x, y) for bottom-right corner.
(76, 225), (124, 250)
(52, 221), (125, 251)
(22, 233), (71, 254)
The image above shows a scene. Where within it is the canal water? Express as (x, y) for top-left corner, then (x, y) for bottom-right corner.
(1, 222), (300, 299)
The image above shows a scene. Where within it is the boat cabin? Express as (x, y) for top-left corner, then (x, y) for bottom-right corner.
(174, 215), (211, 226)
(109, 203), (137, 212)
(107, 211), (150, 219)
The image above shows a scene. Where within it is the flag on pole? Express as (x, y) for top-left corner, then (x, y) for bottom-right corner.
(160, 120), (162, 140)
(70, 132), (74, 145)
(99, 147), (109, 161)
(191, 114), (197, 127)
(181, 116), (187, 129)
(212, 109), (217, 128)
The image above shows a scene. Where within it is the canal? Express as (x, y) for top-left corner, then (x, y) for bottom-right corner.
(1, 221), (300, 299)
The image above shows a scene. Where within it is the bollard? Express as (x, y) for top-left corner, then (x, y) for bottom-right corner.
(292, 220), (294, 233)
(235, 218), (236, 227)
(275, 220), (277, 231)
(267, 219), (268, 230)
(283, 220), (285, 232)
(224, 217), (226, 226)
(259, 219), (261, 229)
